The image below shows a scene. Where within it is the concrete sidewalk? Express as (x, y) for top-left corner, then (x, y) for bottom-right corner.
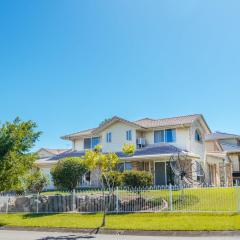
(1, 226), (240, 238)
(0, 230), (240, 240)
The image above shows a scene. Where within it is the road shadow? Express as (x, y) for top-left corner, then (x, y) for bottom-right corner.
(37, 234), (95, 240)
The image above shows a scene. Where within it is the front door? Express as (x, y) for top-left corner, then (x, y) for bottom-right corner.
(155, 162), (166, 185)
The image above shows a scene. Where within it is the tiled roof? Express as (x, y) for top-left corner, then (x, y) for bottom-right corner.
(44, 148), (69, 155)
(221, 143), (240, 153)
(205, 132), (240, 141)
(62, 128), (96, 140)
(62, 114), (203, 140)
(134, 114), (201, 128)
(37, 148), (69, 155)
(46, 144), (184, 161)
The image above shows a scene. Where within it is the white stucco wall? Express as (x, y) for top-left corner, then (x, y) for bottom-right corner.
(101, 122), (137, 152)
(41, 167), (55, 189)
(231, 155), (240, 172)
(143, 127), (191, 151)
(190, 121), (206, 162)
(73, 138), (84, 151)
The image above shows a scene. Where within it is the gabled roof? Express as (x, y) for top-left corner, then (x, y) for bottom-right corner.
(62, 128), (96, 140)
(92, 116), (146, 134)
(37, 148), (69, 155)
(221, 142), (240, 153)
(205, 132), (240, 141)
(61, 114), (210, 140)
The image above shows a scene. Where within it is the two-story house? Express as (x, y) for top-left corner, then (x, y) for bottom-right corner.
(36, 114), (234, 189)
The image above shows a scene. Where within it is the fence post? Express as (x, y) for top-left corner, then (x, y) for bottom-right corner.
(236, 180), (240, 213)
(5, 194), (9, 214)
(36, 192), (39, 214)
(116, 187), (119, 213)
(169, 184), (173, 211)
(72, 189), (76, 211)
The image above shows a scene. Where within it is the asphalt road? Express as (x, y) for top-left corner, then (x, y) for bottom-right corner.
(0, 231), (239, 240)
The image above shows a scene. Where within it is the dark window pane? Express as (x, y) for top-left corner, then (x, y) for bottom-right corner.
(92, 137), (100, 148)
(195, 130), (202, 142)
(125, 162), (132, 170)
(154, 130), (164, 143)
(165, 129), (176, 142)
(117, 163), (124, 172)
(84, 138), (91, 149)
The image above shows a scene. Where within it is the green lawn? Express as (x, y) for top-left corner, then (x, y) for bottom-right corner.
(42, 187), (239, 212)
(0, 213), (240, 230)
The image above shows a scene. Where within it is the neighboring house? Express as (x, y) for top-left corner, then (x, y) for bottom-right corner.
(205, 132), (240, 185)
(36, 114), (236, 189)
(36, 148), (69, 189)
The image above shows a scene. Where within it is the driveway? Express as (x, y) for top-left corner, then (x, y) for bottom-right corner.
(0, 230), (239, 240)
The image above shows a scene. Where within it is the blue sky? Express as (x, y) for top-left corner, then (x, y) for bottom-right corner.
(0, 1), (240, 150)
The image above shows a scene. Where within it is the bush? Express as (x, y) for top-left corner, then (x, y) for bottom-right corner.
(122, 170), (152, 188)
(102, 171), (123, 188)
(122, 144), (135, 155)
(24, 167), (49, 193)
(51, 157), (88, 190)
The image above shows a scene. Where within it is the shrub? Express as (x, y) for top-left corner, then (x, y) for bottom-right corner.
(24, 167), (49, 193)
(51, 157), (88, 190)
(122, 144), (135, 155)
(122, 170), (153, 188)
(102, 171), (123, 188)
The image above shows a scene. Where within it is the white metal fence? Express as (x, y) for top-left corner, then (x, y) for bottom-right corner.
(1, 185), (240, 214)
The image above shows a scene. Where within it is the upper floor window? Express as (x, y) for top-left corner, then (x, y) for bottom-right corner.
(126, 130), (132, 141)
(154, 129), (176, 143)
(84, 137), (100, 149)
(195, 129), (202, 142)
(165, 129), (176, 142)
(106, 132), (112, 143)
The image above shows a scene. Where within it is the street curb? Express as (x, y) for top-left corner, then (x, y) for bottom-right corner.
(1, 226), (240, 236)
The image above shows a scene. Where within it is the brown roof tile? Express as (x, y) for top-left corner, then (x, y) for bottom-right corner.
(134, 114), (201, 128)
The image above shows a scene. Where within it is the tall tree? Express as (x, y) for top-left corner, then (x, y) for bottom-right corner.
(0, 117), (41, 192)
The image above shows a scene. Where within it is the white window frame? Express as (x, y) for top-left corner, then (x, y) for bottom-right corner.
(84, 137), (100, 149)
(154, 129), (176, 143)
(126, 130), (132, 141)
(106, 132), (112, 143)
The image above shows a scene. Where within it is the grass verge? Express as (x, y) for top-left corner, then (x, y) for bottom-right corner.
(0, 213), (240, 231)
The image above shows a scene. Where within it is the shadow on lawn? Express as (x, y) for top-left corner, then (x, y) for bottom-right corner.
(37, 234), (95, 240)
(23, 213), (61, 219)
(0, 221), (6, 227)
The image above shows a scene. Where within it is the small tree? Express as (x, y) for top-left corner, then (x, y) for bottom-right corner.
(84, 143), (135, 227)
(51, 157), (88, 190)
(102, 171), (123, 189)
(24, 167), (49, 193)
(122, 170), (153, 189)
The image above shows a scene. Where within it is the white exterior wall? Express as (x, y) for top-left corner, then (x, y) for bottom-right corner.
(73, 139), (84, 151)
(143, 127), (191, 151)
(231, 155), (240, 172)
(190, 121), (205, 162)
(41, 167), (55, 189)
(101, 122), (137, 152)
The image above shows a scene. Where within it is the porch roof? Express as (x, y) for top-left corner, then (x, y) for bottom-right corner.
(36, 144), (189, 165)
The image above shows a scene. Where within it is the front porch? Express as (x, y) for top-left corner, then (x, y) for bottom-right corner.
(119, 153), (200, 186)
